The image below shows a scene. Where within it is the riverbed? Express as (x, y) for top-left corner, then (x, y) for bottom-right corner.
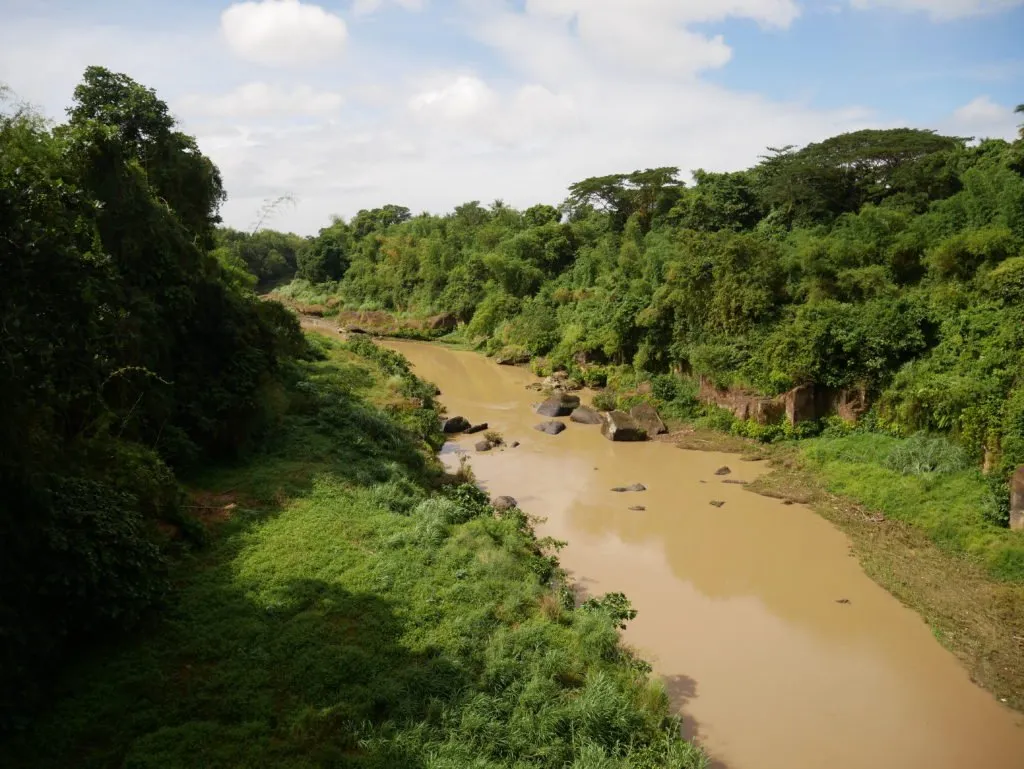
(383, 338), (1024, 769)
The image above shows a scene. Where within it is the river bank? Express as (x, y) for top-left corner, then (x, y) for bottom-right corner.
(382, 337), (1024, 769)
(0, 334), (702, 768)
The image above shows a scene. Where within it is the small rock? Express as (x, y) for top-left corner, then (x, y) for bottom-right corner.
(570, 406), (603, 425)
(835, 598), (851, 605)
(714, 466), (732, 476)
(464, 423), (489, 435)
(536, 394), (581, 418)
(509, 441), (520, 448)
(441, 416), (471, 434)
(629, 506), (647, 512)
(475, 440), (493, 452)
(612, 483), (647, 493)
(525, 382), (543, 392)
(782, 500), (795, 506)
(492, 496), (518, 512)
(709, 500), (725, 508)
(722, 479), (748, 485)
(534, 421), (567, 436)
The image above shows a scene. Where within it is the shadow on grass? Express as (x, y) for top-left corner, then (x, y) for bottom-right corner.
(663, 674), (733, 769)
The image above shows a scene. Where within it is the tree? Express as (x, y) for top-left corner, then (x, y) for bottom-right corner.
(563, 168), (683, 231)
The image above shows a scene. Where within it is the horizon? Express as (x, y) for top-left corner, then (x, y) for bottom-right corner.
(1, 0), (1022, 235)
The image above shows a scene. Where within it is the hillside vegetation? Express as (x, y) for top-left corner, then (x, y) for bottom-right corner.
(271, 120), (1024, 579)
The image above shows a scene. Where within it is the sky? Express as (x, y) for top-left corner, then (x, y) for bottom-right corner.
(1, 0), (1022, 235)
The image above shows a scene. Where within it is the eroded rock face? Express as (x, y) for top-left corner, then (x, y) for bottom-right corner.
(536, 394), (581, 418)
(426, 312), (458, 331)
(493, 496), (518, 512)
(441, 416), (471, 434)
(629, 403), (667, 436)
(570, 406), (603, 425)
(534, 421), (567, 435)
(1011, 466), (1024, 531)
(600, 411), (647, 442)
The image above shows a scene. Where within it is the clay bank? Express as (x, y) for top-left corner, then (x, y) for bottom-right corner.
(384, 338), (1024, 769)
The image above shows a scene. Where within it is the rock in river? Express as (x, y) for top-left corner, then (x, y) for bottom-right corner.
(536, 394), (581, 418)
(441, 416), (471, 434)
(714, 466), (732, 476)
(612, 483), (647, 493)
(534, 421), (567, 436)
(600, 411), (647, 442)
(710, 500), (726, 508)
(492, 496), (518, 512)
(630, 403), (668, 436)
(464, 423), (489, 435)
(475, 440), (493, 452)
(570, 406), (603, 425)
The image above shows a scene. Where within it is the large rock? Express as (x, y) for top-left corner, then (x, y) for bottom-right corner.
(475, 440), (493, 452)
(1012, 466), (1024, 531)
(534, 421), (567, 436)
(571, 406), (603, 425)
(630, 403), (667, 436)
(464, 423), (489, 435)
(600, 411), (647, 442)
(492, 496), (518, 512)
(441, 416), (471, 434)
(536, 394), (581, 418)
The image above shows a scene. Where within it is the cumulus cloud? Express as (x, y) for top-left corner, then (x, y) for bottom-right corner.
(947, 95), (1020, 139)
(849, 0), (1024, 20)
(221, 0), (347, 66)
(351, 0), (425, 15)
(179, 82), (344, 118)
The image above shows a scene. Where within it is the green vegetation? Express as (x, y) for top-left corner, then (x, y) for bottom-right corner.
(1, 68), (703, 766)
(272, 119), (1024, 582)
(1, 336), (703, 769)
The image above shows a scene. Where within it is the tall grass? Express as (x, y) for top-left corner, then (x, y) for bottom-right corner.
(1, 335), (704, 769)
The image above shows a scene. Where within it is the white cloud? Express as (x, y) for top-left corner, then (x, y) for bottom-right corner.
(849, 0), (1024, 20)
(221, 0), (348, 66)
(408, 74), (498, 123)
(351, 0), (425, 16)
(947, 95), (1020, 139)
(179, 82), (344, 118)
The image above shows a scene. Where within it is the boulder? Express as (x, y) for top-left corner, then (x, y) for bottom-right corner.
(1011, 466), (1024, 531)
(534, 421), (567, 436)
(570, 406), (603, 425)
(493, 496), (518, 512)
(612, 483), (647, 493)
(441, 416), (471, 434)
(600, 411), (647, 442)
(630, 403), (667, 436)
(464, 423), (489, 435)
(536, 394), (581, 418)
(714, 466), (732, 476)
(475, 440), (493, 452)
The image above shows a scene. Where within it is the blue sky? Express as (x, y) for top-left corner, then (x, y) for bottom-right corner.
(1, 0), (1021, 234)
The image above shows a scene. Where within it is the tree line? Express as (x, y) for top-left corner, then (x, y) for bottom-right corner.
(280, 114), (1024, 490)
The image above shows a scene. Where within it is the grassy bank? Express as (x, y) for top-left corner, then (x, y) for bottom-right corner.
(0, 335), (704, 769)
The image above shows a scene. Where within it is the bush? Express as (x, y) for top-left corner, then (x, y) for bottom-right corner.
(883, 433), (971, 476)
(591, 392), (618, 412)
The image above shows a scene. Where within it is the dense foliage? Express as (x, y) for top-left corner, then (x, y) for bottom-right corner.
(284, 124), (1024, 481)
(0, 69), (306, 722)
(1, 335), (704, 768)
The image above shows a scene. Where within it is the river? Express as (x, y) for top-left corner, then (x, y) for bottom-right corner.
(381, 338), (1024, 769)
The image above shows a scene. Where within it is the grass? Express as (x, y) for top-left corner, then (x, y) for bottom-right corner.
(0, 334), (704, 769)
(801, 432), (1024, 582)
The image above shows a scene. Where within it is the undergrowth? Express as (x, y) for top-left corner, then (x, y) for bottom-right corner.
(0, 334), (704, 769)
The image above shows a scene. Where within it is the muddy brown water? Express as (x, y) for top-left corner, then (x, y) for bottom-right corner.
(381, 339), (1024, 769)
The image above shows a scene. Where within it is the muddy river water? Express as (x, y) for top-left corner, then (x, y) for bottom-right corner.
(383, 339), (1024, 769)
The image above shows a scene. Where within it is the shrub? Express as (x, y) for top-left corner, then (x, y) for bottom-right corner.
(883, 433), (971, 476)
(591, 392), (618, 412)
